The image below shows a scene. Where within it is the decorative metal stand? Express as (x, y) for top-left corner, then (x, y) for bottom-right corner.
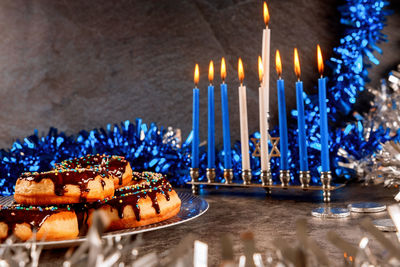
(188, 179), (345, 203)
(188, 136), (345, 203)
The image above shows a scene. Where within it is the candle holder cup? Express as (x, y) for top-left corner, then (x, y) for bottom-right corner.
(206, 168), (216, 183)
(299, 171), (311, 190)
(224, 169), (234, 184)
(242, 169), (252, 185)
(279, 170), (291, 188)
(320, 171), (332, 202)
(190, 168), (199, 195)
(261, 169), (272, 194)
(260, 170), (271, 186)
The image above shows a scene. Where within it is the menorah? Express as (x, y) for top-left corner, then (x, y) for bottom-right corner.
(188, 136), (344, 203)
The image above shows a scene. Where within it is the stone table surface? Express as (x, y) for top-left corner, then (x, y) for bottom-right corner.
(38, 183), (399, 266)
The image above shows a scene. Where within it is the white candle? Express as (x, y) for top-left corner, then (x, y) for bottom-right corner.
(258, 56), (268, 171)
(261, 2), (271, 170)
(238, 58), (250, 170)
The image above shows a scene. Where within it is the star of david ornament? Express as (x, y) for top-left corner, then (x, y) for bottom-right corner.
(251, 134), (280, 158)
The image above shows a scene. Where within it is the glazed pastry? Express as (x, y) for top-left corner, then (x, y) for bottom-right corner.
(57, 155), (133, 188)
(87, 172), (181, 231)
(8, 161), (181, 242)
(14, 168), (114, 205)
(0, 204), (79, 241)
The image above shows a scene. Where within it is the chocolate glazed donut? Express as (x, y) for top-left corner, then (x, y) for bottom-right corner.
(4, 170), (180, 242)
(86, 172), (181, 231)
(0, 205), (79, 241)
(14, 168), (115, 205)
(57, 155), (133, 188)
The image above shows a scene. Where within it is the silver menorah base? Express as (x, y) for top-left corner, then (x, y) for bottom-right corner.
(188, 168), (343, 202)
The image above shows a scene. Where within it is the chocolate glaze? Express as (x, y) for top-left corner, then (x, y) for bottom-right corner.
(74, 204), (90, 236)
(58, 155), (128, 186)
(105, 177), (172, 221)
(19, 169), (106, 202)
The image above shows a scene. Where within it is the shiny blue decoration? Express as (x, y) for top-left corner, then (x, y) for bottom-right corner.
(285, 0), (392, 184)
(0, 120), (193, 196)
(0, 0), (393, 195)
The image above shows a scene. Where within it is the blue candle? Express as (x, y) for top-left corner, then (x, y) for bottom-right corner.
(220, 58), (232, 169)
(276, 51), (288, 170)
(207, 61), (215, 169)
(294, 48), (308, 171)
(317, 45), (330, 172)
(192, 64), (200, 169)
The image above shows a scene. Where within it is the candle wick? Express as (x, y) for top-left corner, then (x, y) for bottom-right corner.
(320, 74), (323, 79)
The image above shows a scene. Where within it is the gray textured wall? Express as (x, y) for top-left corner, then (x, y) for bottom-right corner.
(0, 0), (398, 148)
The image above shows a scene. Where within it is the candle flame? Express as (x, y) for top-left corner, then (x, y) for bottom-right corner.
(221, 57), (226, 82)
(208, 60), (214, 84)
(317, 44), (324, 76)
(258, 56), (263, 84)
(194, 64), (199, 86)
(275, 49), (282, 78)
(263, 2), (269, 27)
(294, 48), (301, 80)
(238, 58), (244, 84)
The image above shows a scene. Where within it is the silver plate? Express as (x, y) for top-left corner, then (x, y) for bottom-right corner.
(0, 192), (208, 248)
(311, 207), (351, 218)
(348, 202), (386, 213)
(373, 219), (396, 232)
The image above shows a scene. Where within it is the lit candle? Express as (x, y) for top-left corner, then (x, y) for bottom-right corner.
(317, 45), (330, 172)
(192, 64), (200, 169)
(275, 50), (289, 170)
(294, 48), (309, 171)
(262, 2), (271, 116)
(238, 58), (250, 171)
(258, 56), (269, 172)
(220, 58), (232, 170)
(207, 61), (215, 169)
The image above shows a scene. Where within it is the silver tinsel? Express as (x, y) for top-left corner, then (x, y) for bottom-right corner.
(338, 64), (400, 189)
(3, 210), (400, 266)
(367, 65), (400, 133)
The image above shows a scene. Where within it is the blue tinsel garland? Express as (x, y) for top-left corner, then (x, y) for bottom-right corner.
(0, 0), (393, 195)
